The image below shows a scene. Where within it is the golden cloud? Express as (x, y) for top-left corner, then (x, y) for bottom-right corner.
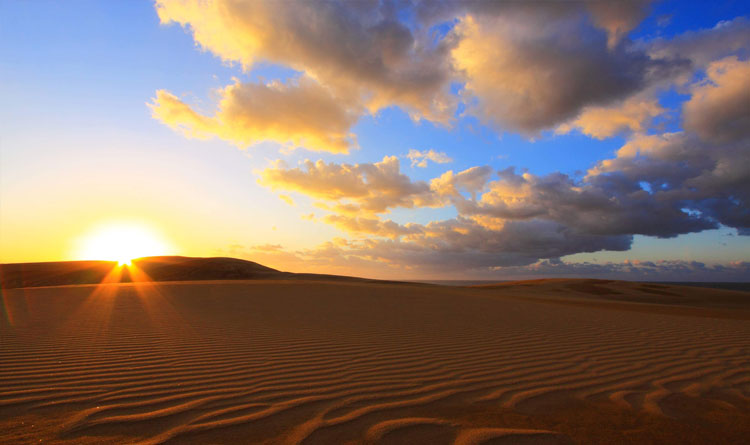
(557, 97), (664, 139)
(149, 78), (359, 153)
(450, 13), (659, 135)
(683, 56), (750, 143)
(258, 156), (443, 214)
(155, 0), (455, 124)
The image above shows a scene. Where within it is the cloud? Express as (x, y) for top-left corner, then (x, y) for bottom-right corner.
(585, 0), (652, 49)
(418, 1), (652, 49)
(404, 218), (631, 266)
(588, 131), (750, 233)
(241, 239), (396, 278)
(153, 0), (671, 143)
(257, 160), (632, 269)
(322, 215), (422, 239)
(238, 220), (631, 277)
(258, 156), (443, 214)
(152, 2), (748, 277)
(251, 141), (747, 278)
(407, 149), (453, 168)
(155, 0), (456, 124)
(648, 17), (750, 69)
(460, 121), (749, 239)
(491, 258), (750, 281)
(458, 166), (717, 238)
(255, 155), (630, 264)
(148, 89), (216, 139)
(278, 195), (295, 206)
(241, 239), (749, 280)
(430, 166), (493, 199)
(257, 118), (749, 270)
(259, 157), (495, 216)
(457, 70), (750, 239)
(556, 96), (665, 139)
(450, 12), (674, 135)
(250, 243), (284, 252)
(683, 56), (750, 143)
(149, 77), (359, 153)
(494, 259), (750, 282)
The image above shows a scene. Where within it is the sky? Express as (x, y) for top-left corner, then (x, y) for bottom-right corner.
(1, 0), (749, 281)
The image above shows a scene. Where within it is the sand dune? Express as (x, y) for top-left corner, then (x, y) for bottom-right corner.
(2, 275), (750, 444)
(0, 257), (397, 290)
(0, 257), (282, 289)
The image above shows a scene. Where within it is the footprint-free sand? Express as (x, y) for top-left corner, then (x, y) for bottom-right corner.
(2, 278), (749, 444)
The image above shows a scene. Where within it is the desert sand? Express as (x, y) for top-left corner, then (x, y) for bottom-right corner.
(2, 262), (750, 444)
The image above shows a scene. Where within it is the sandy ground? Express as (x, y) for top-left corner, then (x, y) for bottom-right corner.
(1, 279), (749, 444)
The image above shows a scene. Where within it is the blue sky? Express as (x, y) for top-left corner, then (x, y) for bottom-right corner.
(1, 0), (748, 280)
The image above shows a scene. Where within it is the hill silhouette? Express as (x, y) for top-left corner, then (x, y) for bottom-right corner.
(0, 256), (389, 289)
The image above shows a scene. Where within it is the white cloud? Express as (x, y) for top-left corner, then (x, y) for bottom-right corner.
(407, 149), (453, 168)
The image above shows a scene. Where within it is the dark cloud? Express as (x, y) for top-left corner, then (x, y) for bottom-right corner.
(683, 56), (750, 143)
(153, 1), (749, 278)
(458, 165), (716, 238)
(590, 132), (750, 233)
(418, 0), (652, 47)
(155, 0), (674, 143)
(648, 16), (750, 69)
(296, 214), (631, 270)
(249, 239), (750, 279)
(450, 12), (674, 134)
(245, 243), (750, 280)
(311, 217), (630, 273)
(259, 124), (748, 273)
(458, 124), (749, 239)
(156, 0), (456, 124)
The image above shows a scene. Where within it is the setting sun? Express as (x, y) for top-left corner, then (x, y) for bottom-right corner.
(76, 223), (171, 265)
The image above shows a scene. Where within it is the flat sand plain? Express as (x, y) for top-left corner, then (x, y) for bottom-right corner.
(2, 279), (749, 444)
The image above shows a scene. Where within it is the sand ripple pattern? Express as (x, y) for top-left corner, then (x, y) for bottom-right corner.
(1, 281), (749, 444)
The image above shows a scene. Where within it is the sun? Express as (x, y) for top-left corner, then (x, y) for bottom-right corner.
(76, 223), (171, 266)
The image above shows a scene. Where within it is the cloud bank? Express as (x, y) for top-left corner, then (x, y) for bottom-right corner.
(152, 0), (687, 147)
(151, 1), (750, 278)
(237, 241), (750, 281)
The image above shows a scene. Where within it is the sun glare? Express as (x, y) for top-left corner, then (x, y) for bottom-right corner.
(77, 223), (170, 265)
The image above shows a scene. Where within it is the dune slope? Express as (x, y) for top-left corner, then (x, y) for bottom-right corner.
(0, 257), (282, 289)
(1, 279), (749, 444)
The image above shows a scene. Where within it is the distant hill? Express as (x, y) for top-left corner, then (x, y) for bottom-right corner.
(0, 256), (409, 289)
(0, 256), (282, 289)
(131, 256), (282, 282)
(469, 278), (750, 311)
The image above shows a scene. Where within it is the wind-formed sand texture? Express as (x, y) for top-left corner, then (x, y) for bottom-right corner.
(2, 276), (750, 444)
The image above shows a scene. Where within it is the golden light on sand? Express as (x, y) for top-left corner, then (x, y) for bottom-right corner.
(76, 223), (170, 265)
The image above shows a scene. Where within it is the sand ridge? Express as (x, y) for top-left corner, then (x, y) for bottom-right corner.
(1, 279), (750, 444)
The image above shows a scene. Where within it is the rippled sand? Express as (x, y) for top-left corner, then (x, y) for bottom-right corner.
(2, 279), (749, 444)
